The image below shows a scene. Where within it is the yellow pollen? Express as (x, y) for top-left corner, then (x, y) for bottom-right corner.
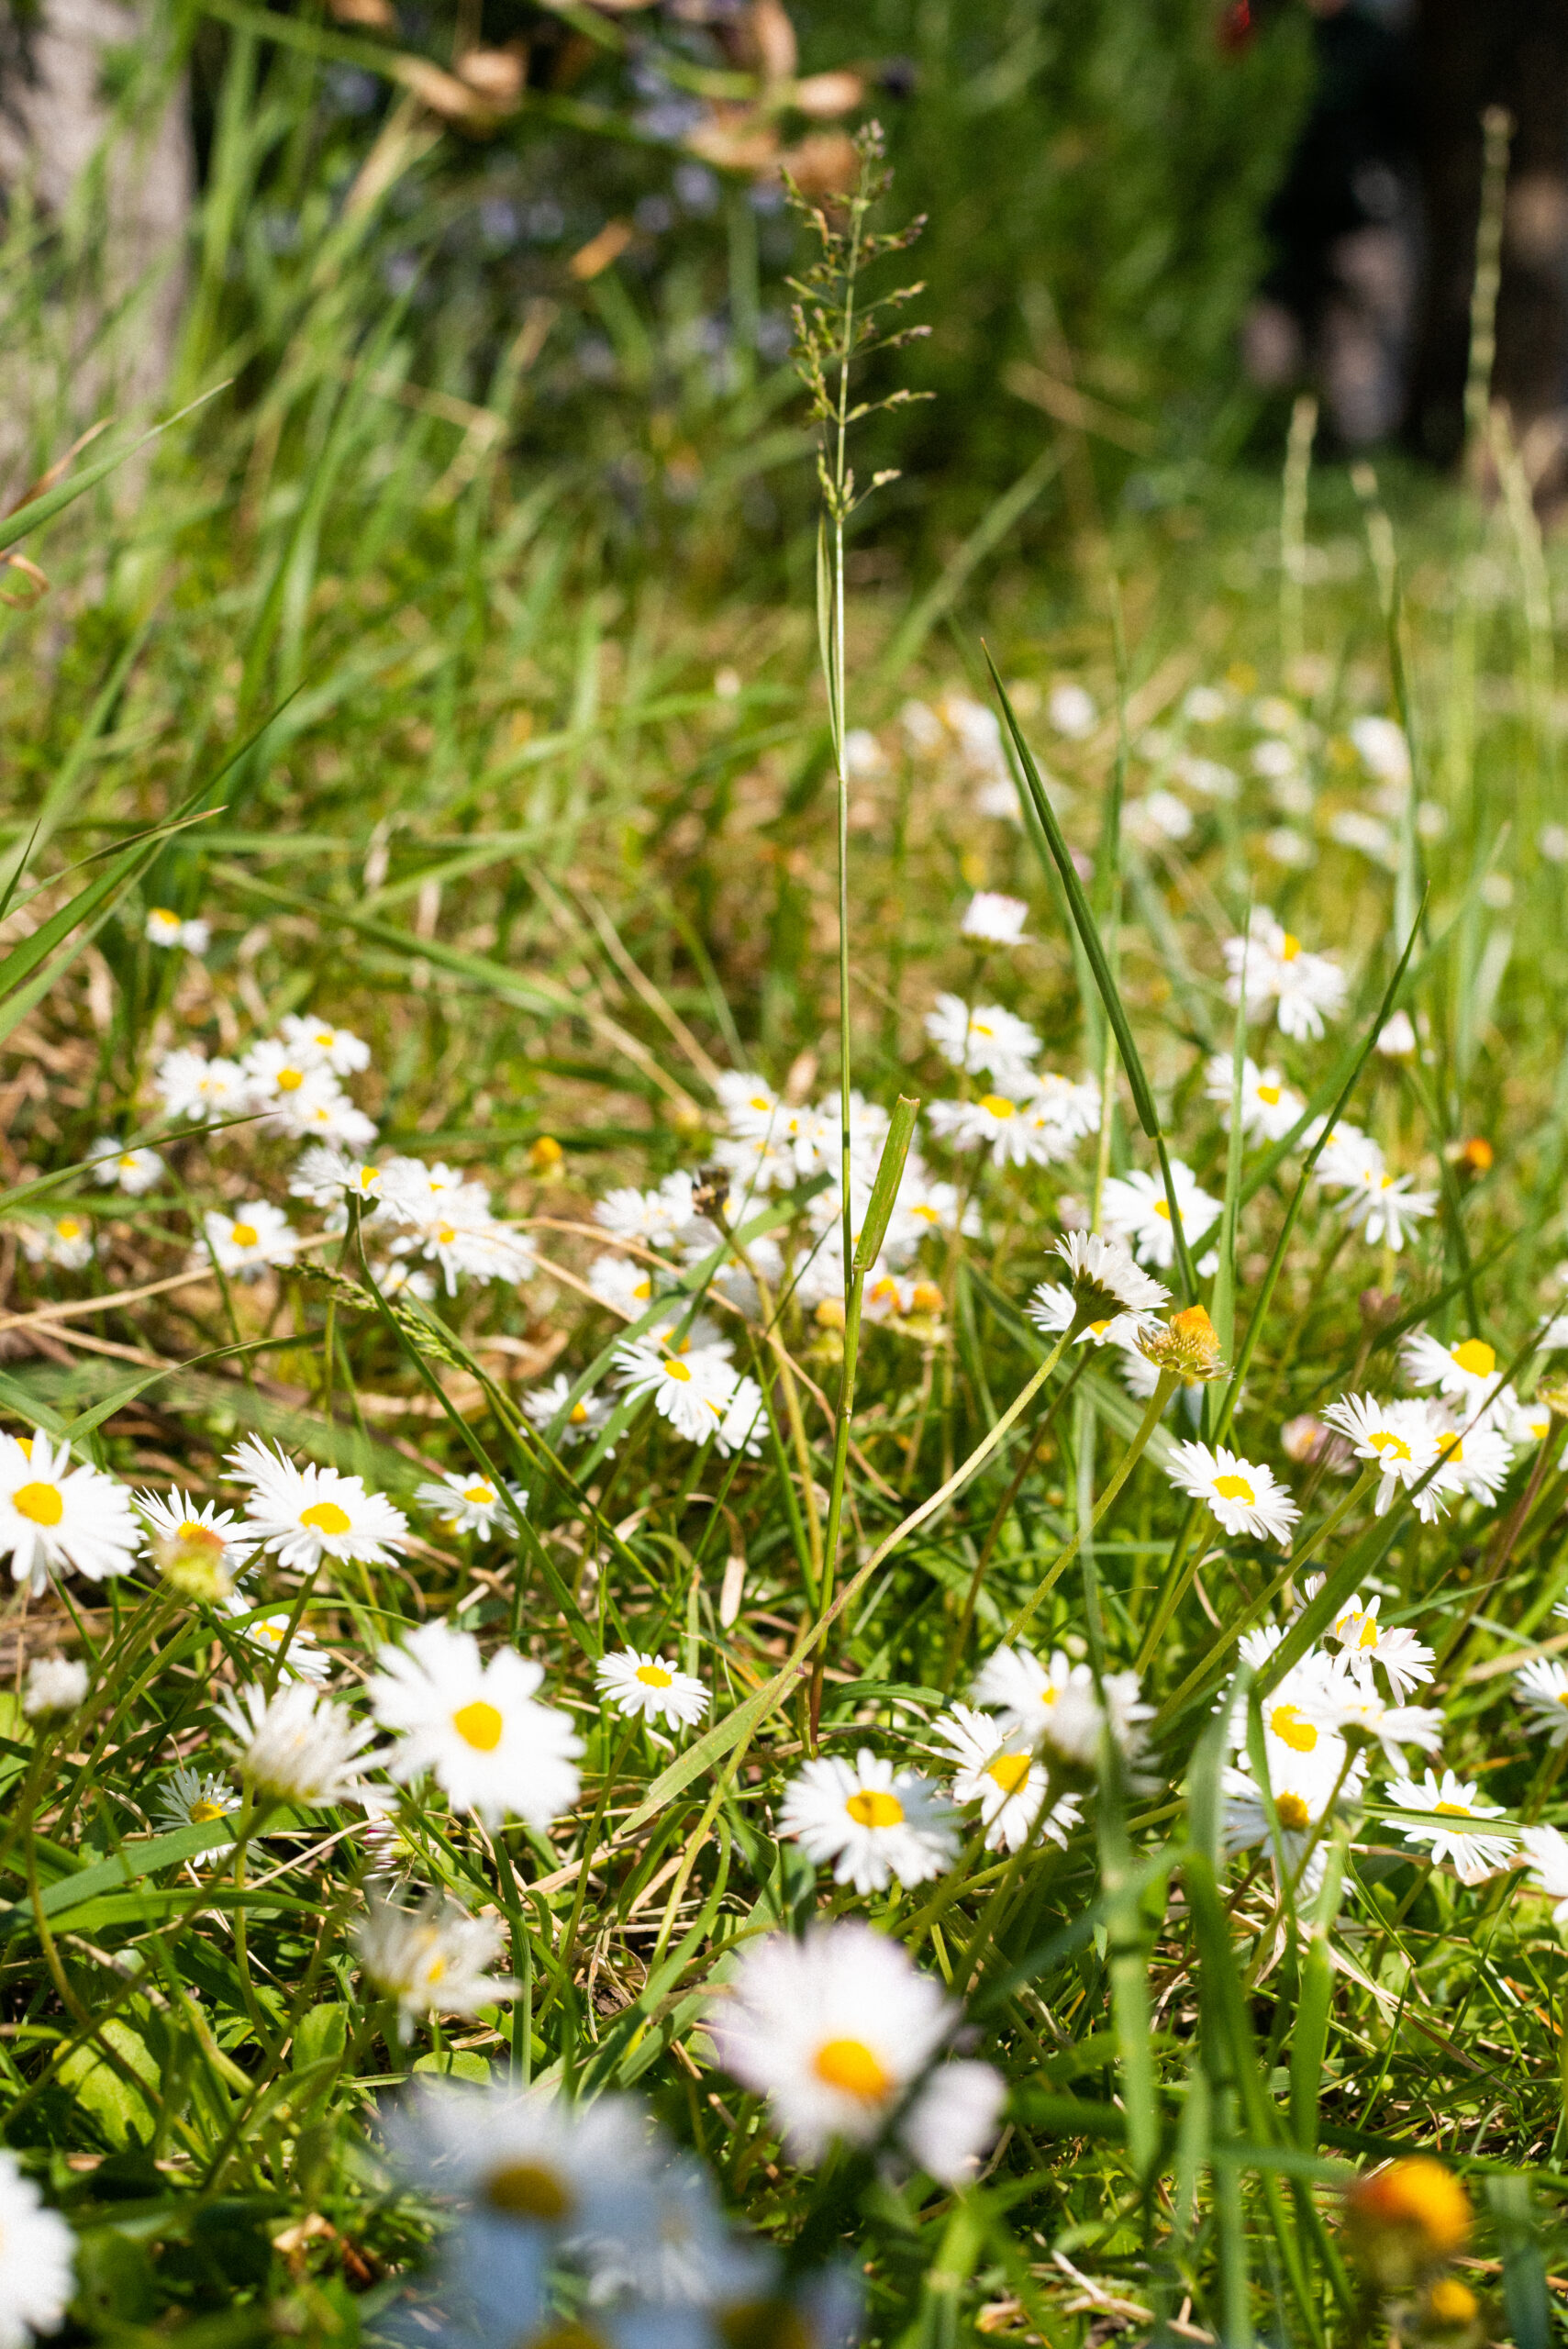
(424, 1954), (447, 1985)
(1089, 1319), (1112, 1338)
(177, 1520), (206, 1541)
(812, 2037), (893, 2100)
(1268, 1704), (1318, 1753)
(1257, 1083), (1282, 1105)
(1434, 1801), (1472, 1818)
(230, 1223), (259, 1249)
(749, 1095), (772, 1111)
(1438, 1435), (1463, 1463)
(634, 1663), (673, 1688)
(1371, 1431), (1410, 1461)
(300, 1500), (352, 1535)
(663, 1357), (692, 1383)
(1213, 1472), (1256, 1506)
(13, 1481), (63, 1527)
(985, 1753), (1032, 1796)
(1280, 933), (1301, 961)
(1276, 1791), (1311, 1831)
(189, 1799), (226, 1824)
(358, 1167), (380, 1189)
(632, 1277), (651, 1298)
(151, 907), (177, 925)
(463, 1484), (495, 1506)
(276, 1066), (305, 1092)
(484, 2160), (573, 2221)
(1451, 1339), (1496, 1379)
(16, 1438), (32, 1459)
(979, 1093), (1015, 1119)
(313, 1030), (335, 1046)
(973, 1019), (994, 1037)
(451, 1700), (504, 1752)
(845, 1788), (904, 1829)
(1358, 1619), (1379, 1650)
(1152, 1198), (1172, 1219)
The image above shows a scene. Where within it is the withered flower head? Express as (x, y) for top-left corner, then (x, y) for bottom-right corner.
(1139, 1304), (1226, 1384)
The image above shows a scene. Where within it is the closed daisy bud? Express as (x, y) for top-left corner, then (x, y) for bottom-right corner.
(150, 1519), (233, 1602)
(528, 1134), (564, 1179)
(1416, 2278), (1484, 2345)
(1342, 2157), (1470, 2290)
(1140, 1304), (1226, 1382)
(1451, 1137), (1493, 1178)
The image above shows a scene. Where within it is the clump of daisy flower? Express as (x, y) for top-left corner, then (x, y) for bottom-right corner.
(367, 1618), (582, 1828)
(776, 1750), (961, 1894)
(595, 1649), (709, 1730)
(218, 1681), (381, 1808)
(88, 1138), (165, 1196)
(355, 1891), (517, 2039)
(18, 1214), (94, 1272)
(0, 1430), (142, 1595)
(22, 1654), (88, 1720)
(227, 1437), (409, 1575)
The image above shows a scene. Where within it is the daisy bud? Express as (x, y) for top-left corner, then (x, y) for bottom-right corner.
(23, 1654), (89, 1719)
(1415, 2279), (1484, 2344)
(150, 1521), (234, 1603)
(1451, 1136), (1493, 1178)
(1342, 2158), (1470, 2291)
(527, 1134), (563, 1180)
(1139, 1304), (1225, 1383)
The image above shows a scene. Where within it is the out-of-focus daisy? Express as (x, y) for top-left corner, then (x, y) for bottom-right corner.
(1351, 714), (1411, 786)
(218, 1680), (380, 1807)
(1511, 1395), (1556, 1449)
(1204, 1055), (1305, 1145)
(355, 1891), (516, 2039)
(1184, 684), (1229, 724)
(1049, 681), (1096, 737)
(155, 1763), (239, 1837)
(521, 1374), (615, 1448)
(1302, 1673), (1443, 1765)
(1324, 1591), (1435, 1700)
(1377, 1009), (1418, 1058)
(22, 1654), (88, 1718)
(973, 1642), (1087, 1742)
(588, 1252), (662, 1317)
(1515, 1657), (1568, 1745)
(1518, 1824), (1568, 1921)
(612, 1339), (738, 1443)
(0, 2146), (77, 2346)
(277, 1011), (372, 1076)
(18, 1213), (94, 1271)
(145, 905), (210, 952)
(596, 1175), (703, 1247)
(715, 1373), (767, 1458)
(154, 1046), (249, 1124)
(1029, 1070), (1102, 1145)
(777, 1750), (961, 1894)
(1403, 1332), (1505, 1413)
(227, 1438), (409, 1575)
(1310, 1119), (1384, 1193)
(842, 726), (887, 777)
(709, 1921), (1002, 2183)
(1222, 1753), (1351, 1894)
(960, 892), (1029, 945)
(595, 1648), (709, 1729)
(1339, 1167), (1438, 1252)
(973, 1642), (1150, 1780)
(416, 1469), (525, 1541)
(366, 1618), (582, 1828)
(926, 1089), (1078, 1167)
(1224, 907), (1347, 1041)
(386, 1185), (536, 1294)
(0, 1430), (141, 1594)
(1165, 1442), (1300, 1545)
(1386, 1768), (1517, 1884)
(923, 994), (1040, 1088)
(929, 1705), (1081, 1854)
(290, 1145), (385, 1211)
(136, 1488), (255, 1593)
(1429, 1413), (1513, 1508)
(372, 1256), (436, 1301)
(221, 1591), (329, 1681)
(1323, 1394), (1442, 1517)
(89, 1138), (165, 1196)
(576, 2148), (768, 2312)
(200, 1202), (296, 1281)
(1101, 1159), (1221, 1273)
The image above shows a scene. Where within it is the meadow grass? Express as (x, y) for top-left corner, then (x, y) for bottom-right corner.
(5, 116), (1568, 2349)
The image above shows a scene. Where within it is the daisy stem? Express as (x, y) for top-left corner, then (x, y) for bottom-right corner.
(998, 1371), (1179, 1653)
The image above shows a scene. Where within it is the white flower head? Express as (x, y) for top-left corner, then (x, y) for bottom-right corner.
(145, 905), (209, 952)
(366, 1618), (582, 1829)
(200, 1201), (296, 1281)
(1221, 1751), (1352, 1895)
(777, 1749), (962, 1894)
(926, 1089), (1077, 1167)
(1428, 1410), (1514, 1508)
(1028, 1281), (1148, 1353)
(1386, 1767), (1517, 1884)
(154, 1763), (238, 1838)
(1402, 1331), (1506, 1412)
(18, 1214), (94, 1272)
(1054, 1229), (1169, 1321)
(923, 994), (1040, 1087)
(89, 1139), (165, 1196)
(416, 1469), (526, 1541)
(135, 1488), (257, 1593)
(1322, 1395), (1445, 1520)
(355, 1892), (516, 2039)
(1166, 1441), (1300, 1545)
(290, 1145), (386, 1210)
(1049, 681), (1096, 738)
(1203, 1056), (1304, 1145)
(960, 892), (1030, 945)
(1100, 1160), (1221, 1271)
(595, 1648), (709, 1729)
(1223, 908), (1347, 1041)
(1309, 1119), (1384, 1193)
(521, 1375), (614, 1449)
(1377, 1010), (1418, 1059)
(1518, 1823), (1568, 1921)
(22, 1654), (88, 1719)
(1324, 1591), (1435, 1700)
(0, 2148), (76, 2349)
(929, 1705), (1081, 1854)
(218, 1681), (380, 1807)
(1340, 1168), (1438, 1252)
(1515, 1657), (1568, 1747)
(612, 1339), (738, 1443)
(0, 1431), (141, 1595)
(1300, 1672), (1443, 1765)
(277, 1011), (372, 1076)
(221, 1592), (329, 1681)
(227, 1438), (409, 1575)
(154, 1046), (249, 1125)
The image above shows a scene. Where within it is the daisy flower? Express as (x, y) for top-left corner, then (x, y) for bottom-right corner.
(388, 1193), (536, 1293)
(227, 1437), (409, 1575)
(1055, 1229), (1171, 1321)
(1203, 1056), (1304, 1145)
(22, 1654), (88, 1718)
(220, 1592), (329, 1681)
(0, 2148), (77, 2348)
(1385, 1768), (1517, 1884)
(0, 1430), (141, 1594)
(355, 1892), (517, 2039)
(200, 1202), (297, 1281)
(1322, 1394), (1443, 1516)
(1221, 1752), (1352, 1893)
(366, 1618), (582, 1829)
(709, 1921), (1002, 2183)
(1403, 1332), (1506, 1412)
(1324, 1592), (1435, 1700)
(715, 1373), (767, 1458)
(1049, 681), (1096, 737)
(1028, 1282), (1149, 1352)
(1302, 1672), (1443, 1765)
(1377, 1009), (1418, 1058)
(587, 1252), (663, 1317)
(154, 1046), (249, 1124)
(416, 1469), (526, 1541)
(520, 1374), (614, 1448)
(973, 1642), (1089, 1742)
(612, 1339), (738, 1443)
(18, 1214), (94, 1271)
(960, 891), (1029, 945)
(1223, 907), (1347, 1041)
(595, 1181), (695, 1247)
(1100, 1159), (1221, 1271)
(136, 1487), (256, 1583)
(575, 2149), (766, 2311)
(1309, 1119), (1385, 1193)
(1515, 1656), (1568, 1746)
(290, 1145), (386, 1210)
(218, 1681), (380, 1807)
(154, 1763), (238, 1837)
(1512, 1396), (1555, 1449)
(923, 994), (1040, 1088)
(277, 1011), (372, 1076)
(88, 1138), (165, 1196)
(1028, 1069), (1102, 1144)
(925, 1090), (1073, 1167)
(1518, 1823), (1568, 1921)
(1339, 1168), (1438, 1252)
(1428, 1413), (1514, 1508)
(777, 1750), (961, 1894)
(145, 905), (209, 952)
(595, 1648), (709, 1729)
(973, 1643), (1151, 1780)
(1166, 1442), (1300, 1545)
(929, 1705), (1081, 1854)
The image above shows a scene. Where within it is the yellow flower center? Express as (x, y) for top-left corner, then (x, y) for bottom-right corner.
(357, 1167), (380, 1190)
(56, 1218), (81, 1241)
(1434, 1800), (1472, 1818)
(230, 1223), (259, 1249)
(151, 907), (177, 926)
(663, 1358), (692, 1383)
(451, 1700), (505, 1752)
(177, 1520), (206, 1541)
(118, 1154), (137, 1170)
(463, 1484), (495, 1506)
(570, 1401), (588, 1424)
(845, 1789), (904, 1830)
(979, 1094), (1015, 1119)
(1358, 1619), (1380, 1650)
(1371, 1431), (1410, 1461)
(812, 2037), (894, 2101)
(985, 1752), (1032, 1796)
(1214, 1472), (1256, 1506)
(276, 1066), (305, 1092)
(1280, 933), (1301, 962)
(1276, 1791), (1311, 1831)
(749, 1095), (772, 1112)
(634, 1663), (673, 1688)
(299, 1500), (351, 1536)
(1268, 1704), (1318, 1753)
(314, 1030), (335, 1047)
(16, 1438), (32, 1459)
(13, 1481), (63, 1527)
(1451, 1339), (1496, 1379)
(1152, 1198), (1172, 1220)
(484, 2160), (573, 2221)
(437, 1224), (457, 1245)
(1088, 1318), (1112, 1338)
(1257, 1083), (1281, 1106)
(1438, 1435), (1463, 1463)
(189, 1799), (226, 1824)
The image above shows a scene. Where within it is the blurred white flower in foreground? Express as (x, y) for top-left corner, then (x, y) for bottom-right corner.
(218, 1681), (379, 1807)
(0, 2147), (76, 2348)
